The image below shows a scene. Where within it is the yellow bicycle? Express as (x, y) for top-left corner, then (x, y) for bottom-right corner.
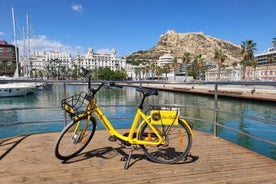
(54, 68), (193, 169)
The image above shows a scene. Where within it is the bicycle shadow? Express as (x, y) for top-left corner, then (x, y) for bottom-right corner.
(0, 135), (30, 160)
(61, 146), (198, 169)
(62, 146), (146, 166)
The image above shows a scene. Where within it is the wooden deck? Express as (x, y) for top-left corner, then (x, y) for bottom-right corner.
(1, 130), (275, 184)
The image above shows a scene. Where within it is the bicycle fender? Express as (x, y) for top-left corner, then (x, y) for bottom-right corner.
(179, 117), (194, 139)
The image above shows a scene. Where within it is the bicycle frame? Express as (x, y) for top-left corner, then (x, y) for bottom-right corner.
(73, 97), (166, 146)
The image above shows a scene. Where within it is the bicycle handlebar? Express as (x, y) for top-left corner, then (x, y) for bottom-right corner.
(80, 67), (123, 95)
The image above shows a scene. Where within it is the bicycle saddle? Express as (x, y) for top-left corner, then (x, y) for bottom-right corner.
(136, 87), (158, 96)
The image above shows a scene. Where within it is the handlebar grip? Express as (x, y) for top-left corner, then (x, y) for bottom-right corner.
(81, 67), (90, 76)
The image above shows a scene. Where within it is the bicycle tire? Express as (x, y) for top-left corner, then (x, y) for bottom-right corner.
(139, 118), (192, 164)
(54, 116), (96, 160)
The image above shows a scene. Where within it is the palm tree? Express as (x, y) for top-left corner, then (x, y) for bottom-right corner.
(162, 64), (170, 80)
(141, 66), (146, 80)
(172, 58), (178, 80)
(150, 63), (157, 79)
(266, 54), (275, 80)
(134, 67), (141, 80)
(145, 65), (150, 80)
(155, 66), (162, 79)
(246, 61), (258, 80)
(240, 40), (257, 80)
(182, 52), (191, 81)
(231, 61), (238, 80)
(214, 49), (227, 80)
(194, 54), (204, 80)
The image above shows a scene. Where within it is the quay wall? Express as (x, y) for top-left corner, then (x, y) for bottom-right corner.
(123, 82), (276, 102)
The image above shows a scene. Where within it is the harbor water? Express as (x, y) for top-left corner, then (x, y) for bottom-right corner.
(0, 84), (275, 160)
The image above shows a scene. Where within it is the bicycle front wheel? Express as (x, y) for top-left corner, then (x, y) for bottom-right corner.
(139, 119), (192, 164)
(54, 116), (96, 160)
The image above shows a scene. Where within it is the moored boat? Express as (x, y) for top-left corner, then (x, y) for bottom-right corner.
(0, 83), (37, 97)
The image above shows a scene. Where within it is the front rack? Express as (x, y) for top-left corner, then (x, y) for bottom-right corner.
(61, 91), (91, 117)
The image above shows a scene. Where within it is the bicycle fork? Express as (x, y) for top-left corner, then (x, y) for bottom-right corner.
(72, 118), (89, 144)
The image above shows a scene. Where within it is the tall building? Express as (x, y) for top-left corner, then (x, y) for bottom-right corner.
(0, 40), (17, 76)
(77, 47), (126, 71)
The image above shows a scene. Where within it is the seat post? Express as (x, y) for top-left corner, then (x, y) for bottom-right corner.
(138, 94), (147, 110)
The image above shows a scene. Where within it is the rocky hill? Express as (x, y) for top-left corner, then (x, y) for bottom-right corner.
(126, 30), (242, 65)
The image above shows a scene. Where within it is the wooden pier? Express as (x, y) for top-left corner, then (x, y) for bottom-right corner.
(1, 130), (275, 184)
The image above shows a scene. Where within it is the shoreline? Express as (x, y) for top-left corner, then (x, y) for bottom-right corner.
(124, 82), (276, 102)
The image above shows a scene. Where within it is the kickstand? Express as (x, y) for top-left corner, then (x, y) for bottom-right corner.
(124, 145), (137, 170)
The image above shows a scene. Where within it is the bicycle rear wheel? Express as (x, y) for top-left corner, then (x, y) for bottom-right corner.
(139, 119), (192, 164)
(54, 116), (96, 160)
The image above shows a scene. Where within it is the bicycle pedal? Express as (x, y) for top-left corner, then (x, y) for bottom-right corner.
(108, 135), (118, 142)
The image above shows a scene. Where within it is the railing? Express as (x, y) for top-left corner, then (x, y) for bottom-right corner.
(0, 79), (276, 159)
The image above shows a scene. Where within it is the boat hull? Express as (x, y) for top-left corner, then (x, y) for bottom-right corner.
(0, 83), (36, 97)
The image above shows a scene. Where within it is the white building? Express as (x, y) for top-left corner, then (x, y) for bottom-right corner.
(77, 47), (126, 71)
(157, 53), (173, 67)
(205, 65), (241, 81)
(47, 50), (72, 66)
(254, 47), (276, 66)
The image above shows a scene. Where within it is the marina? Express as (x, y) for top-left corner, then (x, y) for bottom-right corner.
(0, 2), (275, 183)
(0, 80), (275, 160)
(0, 80), (275, 183)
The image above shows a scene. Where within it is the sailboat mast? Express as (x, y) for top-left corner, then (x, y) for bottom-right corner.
(26, 13), (31, 78)
(12, 7), (19, 78)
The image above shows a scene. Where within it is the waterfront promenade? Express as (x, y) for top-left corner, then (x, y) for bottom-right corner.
(1, 130), (275, 183)
(124, 82), (276, 102)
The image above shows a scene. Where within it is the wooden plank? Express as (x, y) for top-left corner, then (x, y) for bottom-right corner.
(0, 130), (275, 184)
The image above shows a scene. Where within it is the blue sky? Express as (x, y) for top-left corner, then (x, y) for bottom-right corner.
(0, 0), (275, 57)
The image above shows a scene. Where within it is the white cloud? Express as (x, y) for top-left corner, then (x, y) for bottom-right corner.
(71, 4), (83, 12)
(14, 35), (84, 57)
(11, 35), (117, 58)
(0, 32), (4, 36)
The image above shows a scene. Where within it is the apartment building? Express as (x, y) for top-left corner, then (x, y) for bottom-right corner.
(0, 40), (17, 76)
(77, 47), (126, 71)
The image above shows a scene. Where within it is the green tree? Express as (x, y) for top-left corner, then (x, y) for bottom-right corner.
(214, 49), (227, 80)
(182, 52), (191, 81)
(194, 54), (204, 80)
(266, 54), (275, 80)
(97, 67), (127, 80)
(246, 61), (258, 80)
(162, 64), (170, 80)
(97, 67), (113, 80)
(240, 40), (257, 80)
(172, 58), (178, 80)
(155, 66), (162, 79)
(150, 63), (157, 78)
(134, 67), (141, 80)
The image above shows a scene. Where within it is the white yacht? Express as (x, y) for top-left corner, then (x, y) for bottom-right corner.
(0, 82), (37, 97)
